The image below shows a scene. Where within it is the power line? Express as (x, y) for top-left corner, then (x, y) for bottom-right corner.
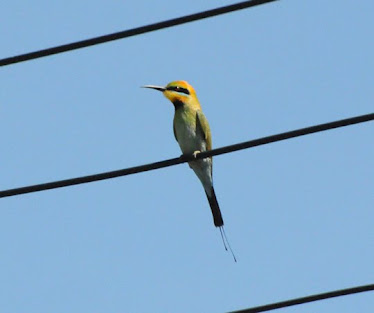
(0, 0), (277, 67)
(0, 113), (372, 199)
(228, 283), (374, 313)
(2, 3), (371, 311)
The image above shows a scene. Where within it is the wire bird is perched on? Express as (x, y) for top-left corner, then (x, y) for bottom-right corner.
(143, 80), (235, 261)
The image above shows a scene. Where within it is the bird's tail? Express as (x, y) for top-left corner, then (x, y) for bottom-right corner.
(206, 187), (237, 262)
(205, 187), (224, 227)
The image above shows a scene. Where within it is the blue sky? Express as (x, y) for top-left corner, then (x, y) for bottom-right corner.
(1, 1), (373, 312)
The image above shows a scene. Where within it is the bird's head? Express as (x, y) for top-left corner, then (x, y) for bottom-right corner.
(142, 80), (199, 108)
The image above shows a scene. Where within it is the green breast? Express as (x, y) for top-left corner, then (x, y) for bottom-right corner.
(173, 107), (201, 154)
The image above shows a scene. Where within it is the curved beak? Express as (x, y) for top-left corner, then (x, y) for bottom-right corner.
(142, 85), (166, 92)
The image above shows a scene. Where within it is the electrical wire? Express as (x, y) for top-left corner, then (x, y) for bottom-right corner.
(2, 2), (372, 311)
(0, 0), (277, 67)
(228, 283), (374, 313)
(0, 113), (372, 199)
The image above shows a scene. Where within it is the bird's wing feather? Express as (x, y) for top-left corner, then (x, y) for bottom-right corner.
(196, 110), (212, 151)
(173, 123), (178, 142)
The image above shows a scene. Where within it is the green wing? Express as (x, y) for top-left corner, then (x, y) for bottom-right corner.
(196, 110), (212, 151)
(173, 123), (178, 142)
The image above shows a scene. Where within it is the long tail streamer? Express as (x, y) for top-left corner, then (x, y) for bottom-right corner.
(219, 226), (237, 262)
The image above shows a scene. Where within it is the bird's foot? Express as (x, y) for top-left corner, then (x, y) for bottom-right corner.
(179, 151), (201, 163)
(192, 150), (201, 159)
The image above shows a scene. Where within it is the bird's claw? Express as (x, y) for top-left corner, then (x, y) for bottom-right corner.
(192, 151), (201, 159)
(179, 151), (201, 161)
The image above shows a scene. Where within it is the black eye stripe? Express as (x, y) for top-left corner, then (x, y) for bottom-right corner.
(166, 86), (190, 95)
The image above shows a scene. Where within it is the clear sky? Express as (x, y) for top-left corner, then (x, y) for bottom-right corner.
(1, 1), (373, 312)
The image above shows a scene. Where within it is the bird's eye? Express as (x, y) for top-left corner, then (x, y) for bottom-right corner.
(166, 86), (190, 95)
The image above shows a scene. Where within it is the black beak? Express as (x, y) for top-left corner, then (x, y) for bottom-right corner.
(142, 85), (166, 92)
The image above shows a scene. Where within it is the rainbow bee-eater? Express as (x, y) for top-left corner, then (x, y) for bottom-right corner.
(143, 80), (235, 260)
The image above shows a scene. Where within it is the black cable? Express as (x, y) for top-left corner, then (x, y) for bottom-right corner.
(0, 113), (372, 199)
(228, 283), (374, 313)
(0, 0), (277, 67)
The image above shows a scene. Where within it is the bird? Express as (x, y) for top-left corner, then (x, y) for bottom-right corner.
(143, 80), (235, 261)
